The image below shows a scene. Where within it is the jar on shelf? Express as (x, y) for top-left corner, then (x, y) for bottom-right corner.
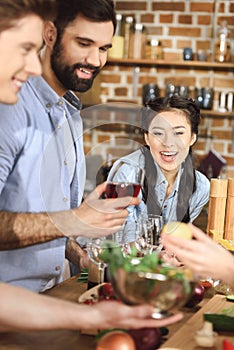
(128, 23), (146, 59)
(142, 83), (160, 105)
(123, 15), (135, 58)
(145, 38), (163, 60)
(108, 13), (124, 59)
(215, 21), (231, 63)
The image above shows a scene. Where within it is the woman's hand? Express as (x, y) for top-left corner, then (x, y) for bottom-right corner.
(161, 224), (234, 288)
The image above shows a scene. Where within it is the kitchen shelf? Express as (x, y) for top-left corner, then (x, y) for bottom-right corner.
(83, 103), (233, 118)
(107, 58), (234, 71)
(200, 110), (234, 118)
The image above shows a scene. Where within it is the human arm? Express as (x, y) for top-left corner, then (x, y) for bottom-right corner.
(0, 182), (140, 249)
(161, 224), (234, 289)
(0, 282), (183, 332)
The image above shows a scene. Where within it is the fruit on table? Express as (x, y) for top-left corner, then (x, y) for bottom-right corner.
(96, 330), (136, 350)
(82, 283), (118, 305)
(98, 283), (117, 301)
(162, 222), (192, 239)
(185, 282), (205, 307)
(128, 327), (162, 350)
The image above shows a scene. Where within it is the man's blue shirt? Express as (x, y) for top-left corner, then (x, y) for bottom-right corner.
(0, 76), (85, 291)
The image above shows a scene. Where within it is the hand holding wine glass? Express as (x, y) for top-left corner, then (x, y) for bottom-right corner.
(105, 160), (145, 199)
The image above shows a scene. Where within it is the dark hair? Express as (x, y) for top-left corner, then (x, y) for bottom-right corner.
(141, 95), (201, 137)
(54, 0), (116, 37)
(0, 0), (56, 32)
(140, 96), (201, 223)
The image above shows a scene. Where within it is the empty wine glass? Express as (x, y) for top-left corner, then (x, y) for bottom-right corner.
(87, 238), (108, 284)
(135, 214), (164, 255)
(87, 235), (122, 284)
(105, 160), (145, 199)
(115, 218), (139, 256)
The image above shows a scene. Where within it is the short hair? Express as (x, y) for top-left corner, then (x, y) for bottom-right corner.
(0, 0), (57, 32)
(54, 0), (116, 37)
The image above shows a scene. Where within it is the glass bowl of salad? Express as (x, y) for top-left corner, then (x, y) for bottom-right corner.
(99, 241), (196, 319)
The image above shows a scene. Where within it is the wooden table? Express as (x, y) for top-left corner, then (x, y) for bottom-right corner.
(0, 276), (233, 349)
(160, 294), (234, 349)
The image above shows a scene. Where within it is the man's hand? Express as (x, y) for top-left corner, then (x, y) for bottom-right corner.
(50, 182), (140, 238)
(74, 182), (140, 237)
(65, 238), (89, 270)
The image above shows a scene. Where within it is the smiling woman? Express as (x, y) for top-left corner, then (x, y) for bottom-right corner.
(108, 96), (210, 243)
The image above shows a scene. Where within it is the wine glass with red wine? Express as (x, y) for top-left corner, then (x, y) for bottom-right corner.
(105, 161), (145, 199)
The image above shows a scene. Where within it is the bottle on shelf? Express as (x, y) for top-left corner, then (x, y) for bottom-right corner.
(128, 23), (146, 59)
(145, 38), (163, 60)
(215, 21), (231, 63)
(108, 14), (124, 59)
(123, 15), (135, 58)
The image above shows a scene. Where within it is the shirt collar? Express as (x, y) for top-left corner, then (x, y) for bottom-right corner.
(155, 160), (184, 192)
(26, 76), (82, 112)
(27, 76), (63, 110)
(63, 91), (82, 111)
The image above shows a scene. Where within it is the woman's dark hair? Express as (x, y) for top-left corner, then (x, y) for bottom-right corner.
(141, 96), (201, 223)
(54, 0), (116, 37)
(141, 95), (201, 138)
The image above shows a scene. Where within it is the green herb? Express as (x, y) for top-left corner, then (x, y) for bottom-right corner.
(99, 240), (161, 274)
(99, 240), (190, 292)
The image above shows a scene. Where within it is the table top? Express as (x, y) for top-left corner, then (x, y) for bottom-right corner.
(160, 294), (234, 349)
(0, 275), (233, 350)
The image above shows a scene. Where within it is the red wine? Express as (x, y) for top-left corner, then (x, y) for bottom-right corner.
(105, 182), (141, 198)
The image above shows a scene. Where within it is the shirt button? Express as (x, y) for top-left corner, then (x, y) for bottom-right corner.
(46, 103), (51, 108)
(57, 124), (62, 129)
(55, 266), (61, 271)
(63, 197), (68, 202)
(58, 99), (63, 106)
(164, 205), (167, 208)
(64, 160), (67, 165)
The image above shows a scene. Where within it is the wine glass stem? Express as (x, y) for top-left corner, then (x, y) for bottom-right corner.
(98, 264), (105, 284)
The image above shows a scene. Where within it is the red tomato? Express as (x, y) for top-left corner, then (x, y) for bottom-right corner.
(98, 283), (116, 300)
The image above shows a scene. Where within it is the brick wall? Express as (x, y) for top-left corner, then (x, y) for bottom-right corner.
(81, 0), (234, 178)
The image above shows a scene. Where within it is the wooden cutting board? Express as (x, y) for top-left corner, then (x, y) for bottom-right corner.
(160, 294), (234, 349)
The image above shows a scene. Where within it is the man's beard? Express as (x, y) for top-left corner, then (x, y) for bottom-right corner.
(50, 39), (100, 92)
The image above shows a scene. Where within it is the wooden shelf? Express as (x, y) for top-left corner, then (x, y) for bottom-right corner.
(201, 110), (234, 118)
(82, 103), (233, 118)
(107, 58), (234, 70)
